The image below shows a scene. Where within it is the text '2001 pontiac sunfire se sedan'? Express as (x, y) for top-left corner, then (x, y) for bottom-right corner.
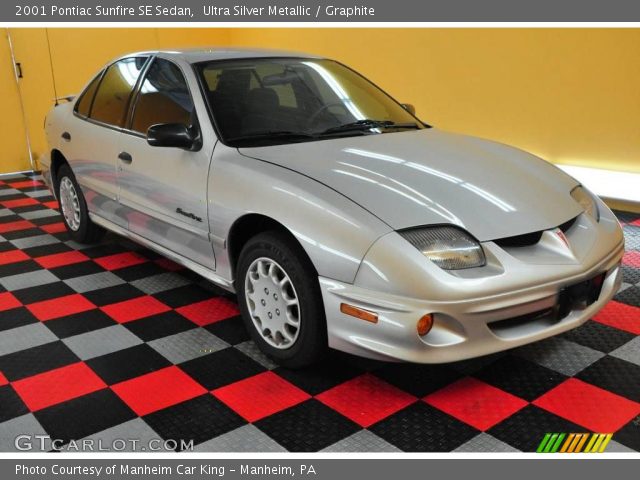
(41, 48), (624, 367)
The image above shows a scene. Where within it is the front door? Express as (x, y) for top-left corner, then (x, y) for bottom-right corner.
(116, 57), (216, 270)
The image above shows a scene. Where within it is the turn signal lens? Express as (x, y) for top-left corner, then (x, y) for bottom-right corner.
(417, 314), (433, 336)
(340, 303), (378, 323)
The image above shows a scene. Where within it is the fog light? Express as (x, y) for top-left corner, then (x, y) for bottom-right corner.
(417, 314), (433, 336)
(340, 303), (378, 323)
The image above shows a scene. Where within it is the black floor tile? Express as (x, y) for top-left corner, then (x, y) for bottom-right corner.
(0, 307), (39, 332)
(179, 348), (265, 390)
(488, 405), (586, 452)
(154, 285), (215, 309)
(275, 356), (365, 396)
(82, 284), (145, 307)
(374, 363), (463, 398)
(87, 344), (172, 385)
(370, 402), (479, 452)
(0, 385), (29, 423)
(576, 356), (640, 401)
(49, 261), (105, 280)
(204, 316), (250, 346)
(12, 282), (75, 305)
(561, 320), (636, 353)
(143, 394), (246, 450)
(44, 309), (117, 339)
(0, 341), (80, 381)
(255, 399), (360, 452)
(124, 311), (196, 342)
(35, 389), (136, 444)
(474, 355), (568, 401)
(613, 416), (640, 451)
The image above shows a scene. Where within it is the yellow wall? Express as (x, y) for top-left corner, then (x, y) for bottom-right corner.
(0, 30), (30, 172)
(1, 28), (639, 175)
(225, 28), (640, 174)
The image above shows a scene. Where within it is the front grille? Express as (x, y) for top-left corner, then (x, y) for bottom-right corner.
(494, 231), (543, 248)
(493, 215), (578, 248)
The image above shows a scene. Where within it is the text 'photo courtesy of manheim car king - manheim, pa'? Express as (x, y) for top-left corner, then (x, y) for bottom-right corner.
(40, 48), (624, 368)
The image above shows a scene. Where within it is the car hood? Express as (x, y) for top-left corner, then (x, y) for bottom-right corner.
(239, 129), (582, 241)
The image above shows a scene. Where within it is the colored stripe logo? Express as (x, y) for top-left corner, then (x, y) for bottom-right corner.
(537, 433), (613, 453)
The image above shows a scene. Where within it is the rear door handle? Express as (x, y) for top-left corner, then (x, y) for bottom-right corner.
(61, 131), (71, 141)
(118, 151), (133, 163)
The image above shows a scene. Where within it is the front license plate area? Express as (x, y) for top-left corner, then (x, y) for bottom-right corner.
(556, 273), (606, 319)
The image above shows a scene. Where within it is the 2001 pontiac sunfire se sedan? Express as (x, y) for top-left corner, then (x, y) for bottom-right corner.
(42, 48), (624, 367)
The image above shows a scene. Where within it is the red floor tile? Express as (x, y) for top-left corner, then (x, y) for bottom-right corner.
(0, 198), (39, 208)
(0, 250), (30, 266)
(42, 200), (59, 210)
(424, 377), (528, 431)
(26, 293), (96, 321)
(213, 371), (310, 422)
(100, 296), (171, 323)
(8, 180), (43, 189)
(0, 371), (7, 386)
(12, 362), (107, 411)
(0, 220), (34, 234)
(316, 373), (416, 427)
(0, 292), (22, 312)
(111, 366), (207, 416)
(533, 378), (640, 432)
(622, 251), (640, 268)
(176, 298), (240, 326)
(154, 257), (184, 271)
(593, 301), (640, 335)
(94, 252), (147, 271)
(34, 250), (90, 269)
(40, 222), (67, 234)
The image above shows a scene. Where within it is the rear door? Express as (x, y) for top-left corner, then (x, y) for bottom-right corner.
(65, 56), (149, 227)
(116, 56), (216, 269)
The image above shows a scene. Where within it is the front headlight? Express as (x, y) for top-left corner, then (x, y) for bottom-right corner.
(571, 185), (600, 222)
(399, 226), (486, 270)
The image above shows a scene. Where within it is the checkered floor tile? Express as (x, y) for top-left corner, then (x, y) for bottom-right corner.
(0, 171), (639, 452)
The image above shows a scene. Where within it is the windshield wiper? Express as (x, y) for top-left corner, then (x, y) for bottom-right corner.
(226, 131), (318, 143)
(320, 119), (420, 135)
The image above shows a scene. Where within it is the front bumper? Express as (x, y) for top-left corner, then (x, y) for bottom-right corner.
(320, 209), (624, 363)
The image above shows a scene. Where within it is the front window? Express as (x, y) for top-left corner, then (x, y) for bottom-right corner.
(131, 58), (195, 135)
(196, 58), (426, 146)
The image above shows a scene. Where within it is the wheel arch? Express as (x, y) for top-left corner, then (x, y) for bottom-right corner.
(50, 149), (69, 194)
(227, 213), (318, 282)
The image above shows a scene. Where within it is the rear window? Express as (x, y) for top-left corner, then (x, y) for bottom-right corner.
(89, 56), (148, 127)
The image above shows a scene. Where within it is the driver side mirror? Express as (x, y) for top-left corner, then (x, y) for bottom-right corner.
(402, 103), (416, 116)
(147, 123), (198, 150)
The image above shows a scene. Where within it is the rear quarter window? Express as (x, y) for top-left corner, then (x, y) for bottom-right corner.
(74, 72), (102, 117)
(89, 56), (148, 127)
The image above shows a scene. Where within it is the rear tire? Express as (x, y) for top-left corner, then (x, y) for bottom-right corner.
(237, 231), (327, 368)
(55, 163), (104, 244)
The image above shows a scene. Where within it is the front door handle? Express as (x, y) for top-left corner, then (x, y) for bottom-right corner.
(118, 151), (133, 163)
(61, 131), (71, 141)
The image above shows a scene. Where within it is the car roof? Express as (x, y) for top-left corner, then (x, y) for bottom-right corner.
(120, 47), (323, 64)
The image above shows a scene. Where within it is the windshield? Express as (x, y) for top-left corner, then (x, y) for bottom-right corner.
(196, 58), (426, 146)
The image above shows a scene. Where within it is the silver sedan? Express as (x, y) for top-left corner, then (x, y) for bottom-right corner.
(41, 48), (624, 367)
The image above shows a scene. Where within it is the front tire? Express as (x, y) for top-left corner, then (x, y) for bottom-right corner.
(55, 163), (104, 243)
(237, 231), (327, 368)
